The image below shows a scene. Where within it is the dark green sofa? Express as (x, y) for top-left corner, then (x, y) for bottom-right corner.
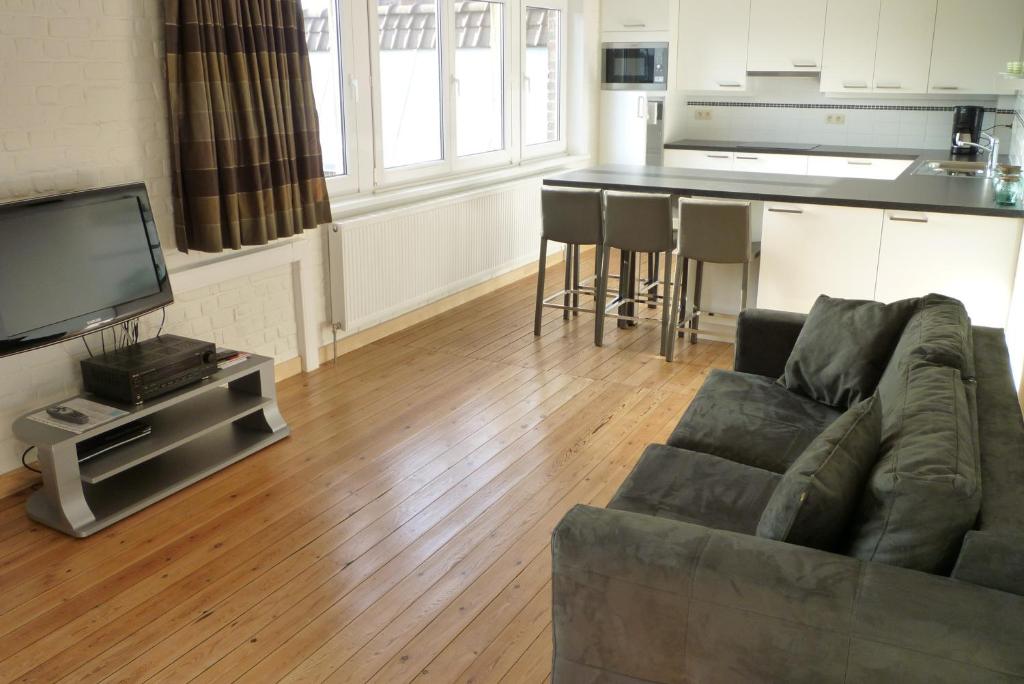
(551, 304), (1024, 683)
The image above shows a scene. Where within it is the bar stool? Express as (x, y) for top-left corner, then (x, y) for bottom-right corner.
(666, 198), (758, 362)
(534, 187), (604, 336)
(595, 191), (675, 349)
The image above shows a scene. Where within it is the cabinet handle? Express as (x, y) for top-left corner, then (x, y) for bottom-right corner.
(932, 85), (959, 90)
(768, 207), (804, 214)
(847, 160), (873, 166)
(736, 155), (759, 160)
(716, 81), (742, 87)
(875, 83), (902, 89)
(706, 153), (730, 159)
(792, 59), (818, 68)
(622, 22), (646, 27)
(637, 96), (646, 119)
(842, 81), (868, 89)
(888, 214), (929, 223)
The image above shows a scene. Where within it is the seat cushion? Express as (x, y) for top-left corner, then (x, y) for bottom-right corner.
(846, 363), (982, 573)
(780, 295), (919, 409)
(758, 395), (882, 551)
(608, 443), (782, 534)
(668, 369), (842, 474)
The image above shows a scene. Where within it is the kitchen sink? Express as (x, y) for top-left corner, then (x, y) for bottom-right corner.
(913, 160), (990, 178)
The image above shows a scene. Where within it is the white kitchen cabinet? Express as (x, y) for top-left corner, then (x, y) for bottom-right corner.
(676, 0), (751, 91)
(600, 0), (671, 33)
(872, 0), (936, 94)
(1005, 238), (1024, 388)
(758, 203), (884, 313)
(930, 0), (1024, 95)
(663, 149), (735, 171)
(820, 0), (880, 93)
(732, 152), (808, 175)
(599, 91), (651, 165)
(875, 211), (1023, 327)
(747, 0), (828, 73)
(806, 156), (913, 180)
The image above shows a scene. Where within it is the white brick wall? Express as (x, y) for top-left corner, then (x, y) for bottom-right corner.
(0, 1), (310, 474)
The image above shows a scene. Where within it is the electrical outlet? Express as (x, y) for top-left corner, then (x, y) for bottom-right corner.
(826, 113), (847, 125)
(694, 109), (712, 121)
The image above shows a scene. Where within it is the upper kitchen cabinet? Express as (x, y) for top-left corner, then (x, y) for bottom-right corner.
(676, 0), (751, 91)
(820, 0), (881, 92)
(929, 0), (1024, 95)
(872, 0), (936, 94)
(600, 0), (671, 34)
(747, 0), (828, 73)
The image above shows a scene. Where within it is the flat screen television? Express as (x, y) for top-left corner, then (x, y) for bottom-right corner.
(0, 183), (173, 357)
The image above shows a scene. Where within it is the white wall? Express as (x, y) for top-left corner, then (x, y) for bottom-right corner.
(0, 2), (311, 475)
(0, 1), (598, 475)
(665, 77), (1017, 151)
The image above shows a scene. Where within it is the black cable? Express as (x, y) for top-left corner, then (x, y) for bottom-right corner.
(82, 335), (93, 358)
(101, 328), (106, 355)
(156, 307), (166, 338)
(21, 446), (40, 474)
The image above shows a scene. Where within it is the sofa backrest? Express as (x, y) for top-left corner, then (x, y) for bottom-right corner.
(846, 295), (983, 574)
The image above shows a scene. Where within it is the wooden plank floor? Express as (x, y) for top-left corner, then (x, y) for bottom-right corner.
(0, 252), (731, 683)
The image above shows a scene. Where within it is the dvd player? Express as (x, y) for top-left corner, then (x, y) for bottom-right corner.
(81, 335), (217, 404)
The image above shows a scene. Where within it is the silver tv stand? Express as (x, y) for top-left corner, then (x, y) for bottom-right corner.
(13, 354), (288, 538)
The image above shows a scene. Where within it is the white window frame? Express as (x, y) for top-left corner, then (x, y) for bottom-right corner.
(318, 0), (571, 195)
(367, 0), (451, 187)
(449, 0), (516, 173)
(323, 0), (361, 197)
(520, 0), (568, 160)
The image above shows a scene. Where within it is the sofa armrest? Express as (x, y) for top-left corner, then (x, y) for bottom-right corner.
(552, 505), (1024, 684)
(953, 529), (1024, 596)
(734, 308), (806, 378)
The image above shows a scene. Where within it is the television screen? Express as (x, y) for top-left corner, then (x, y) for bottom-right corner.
(0, 184), (173, 356)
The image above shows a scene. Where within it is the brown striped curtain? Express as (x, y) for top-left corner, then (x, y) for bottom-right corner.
(165, 0), (333, 253)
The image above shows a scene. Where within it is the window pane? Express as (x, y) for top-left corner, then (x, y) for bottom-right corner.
(303, 0), (346, 176)
(524, 7), (560, 146)
(455, 1), (504, 157)
(378, 0), (444, 169)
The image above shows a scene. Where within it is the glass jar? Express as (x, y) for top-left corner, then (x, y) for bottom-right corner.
(994, 174), (1022, 207)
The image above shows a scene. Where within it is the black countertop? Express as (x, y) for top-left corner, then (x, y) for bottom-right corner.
(545, 141), (1023, 218)
(662, 138), (929, 159)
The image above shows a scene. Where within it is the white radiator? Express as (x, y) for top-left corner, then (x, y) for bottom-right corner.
(328, 177), (543, 331)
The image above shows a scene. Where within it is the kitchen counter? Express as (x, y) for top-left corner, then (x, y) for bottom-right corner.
(545, 142), (1022, 219)
(662, 139), (928, 159)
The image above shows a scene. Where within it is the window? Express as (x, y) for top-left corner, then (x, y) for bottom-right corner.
(523, 6), (560, 147)
(303, 0), (347, 176)
(454, 1), (505, 157)
(376, 0), (444, 169)
(306, 0), (571, 194)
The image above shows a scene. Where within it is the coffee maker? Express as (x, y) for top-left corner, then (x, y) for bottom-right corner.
(950, 105), (986, 155)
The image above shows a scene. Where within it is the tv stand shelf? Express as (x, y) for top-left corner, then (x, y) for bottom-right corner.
(13, 354), (289, 537)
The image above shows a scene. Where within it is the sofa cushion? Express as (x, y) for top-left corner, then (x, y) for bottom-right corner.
(846, 363), (981, 573)
(877, 295), (975, 422)
(609, 444), (782, 534)
(668, 369), (841, 474)
(757, 395), (882, 551)
(780, 295), (918, 409)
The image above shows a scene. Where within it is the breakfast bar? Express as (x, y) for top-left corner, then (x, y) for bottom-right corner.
(545, 143), (1024, 387)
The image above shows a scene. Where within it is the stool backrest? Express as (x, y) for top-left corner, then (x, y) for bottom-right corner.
(679, 198), (752, 264)
(603, 191), (675, 253)
(541, 187), (603, 245)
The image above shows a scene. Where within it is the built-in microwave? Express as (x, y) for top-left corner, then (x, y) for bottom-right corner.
(601, 42), (668, 90)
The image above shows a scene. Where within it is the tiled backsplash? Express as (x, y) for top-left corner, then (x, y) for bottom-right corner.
(1012, 91), (1024, 165)
(673, 78), (1017, 152)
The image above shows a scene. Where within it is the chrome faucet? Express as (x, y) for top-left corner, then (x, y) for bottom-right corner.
(954, 131), (1000, 177)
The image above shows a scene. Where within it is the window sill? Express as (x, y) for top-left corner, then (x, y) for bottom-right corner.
(328, 153), (592, 220)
